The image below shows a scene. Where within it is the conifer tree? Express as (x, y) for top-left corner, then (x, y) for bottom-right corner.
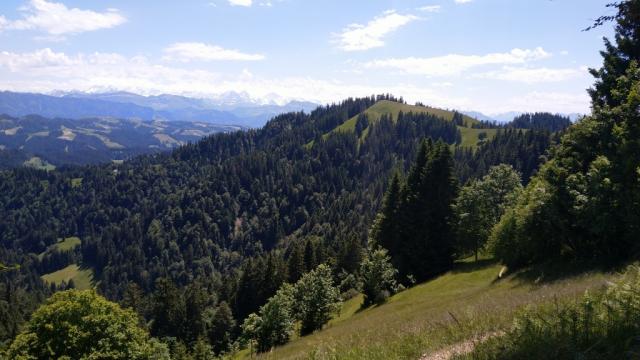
(287, 243), (305, 283)
(369, 172), (402, 256)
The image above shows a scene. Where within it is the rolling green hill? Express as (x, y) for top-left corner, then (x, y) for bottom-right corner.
(309, 100), (496, 149)
(241, 261), (614, 360)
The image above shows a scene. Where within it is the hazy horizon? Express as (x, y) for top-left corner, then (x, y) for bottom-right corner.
(0, 0), (615, 114)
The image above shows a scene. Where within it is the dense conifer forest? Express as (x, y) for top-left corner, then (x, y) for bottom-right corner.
(0, 92), (567, 355)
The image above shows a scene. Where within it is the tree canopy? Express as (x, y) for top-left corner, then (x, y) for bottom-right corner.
(6, 290), (168, 360)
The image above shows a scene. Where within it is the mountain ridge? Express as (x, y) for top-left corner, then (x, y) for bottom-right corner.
(0, 91), (319, 128)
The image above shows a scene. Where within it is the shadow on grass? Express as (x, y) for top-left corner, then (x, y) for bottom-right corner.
(451, 258), (498, 274)
(507, 259), (628, 287)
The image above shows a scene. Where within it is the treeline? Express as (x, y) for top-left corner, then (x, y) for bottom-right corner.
(509, 112), (573, 132)
(455, 128), (558, 183)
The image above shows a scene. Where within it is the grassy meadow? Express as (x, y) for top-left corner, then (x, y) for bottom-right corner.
(41, 264), (94, 290)
(237, 260), (616, 360)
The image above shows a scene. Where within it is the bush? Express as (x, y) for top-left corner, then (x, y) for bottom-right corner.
(293, 264), (342, 335)
(360, 248), (399, 307)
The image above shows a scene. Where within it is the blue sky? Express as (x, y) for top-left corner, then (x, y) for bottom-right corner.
(0, 0), (616, 114)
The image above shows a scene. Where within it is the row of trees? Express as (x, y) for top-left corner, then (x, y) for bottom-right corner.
(490, 0), (640, 268)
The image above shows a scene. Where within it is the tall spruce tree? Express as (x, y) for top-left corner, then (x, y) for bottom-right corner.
(369, 172), (402, 256)
(372, 139), (458, 282)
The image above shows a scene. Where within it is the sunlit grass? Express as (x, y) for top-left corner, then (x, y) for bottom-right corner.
(41, 264), (94, 290)
(239, 260), (614, 360)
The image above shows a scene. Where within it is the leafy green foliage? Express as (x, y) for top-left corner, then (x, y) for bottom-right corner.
(453, 164), (522, 260)
(360, 247), (399, 307)
(243, 284), (295, 352)
(491, 1), (640, 268)
(293, 264), (342, 335)
(242, 264), (342, 352)
(6, 290), (168, 360)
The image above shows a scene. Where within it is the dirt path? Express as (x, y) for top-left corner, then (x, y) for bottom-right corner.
(419, 331), (504, 360)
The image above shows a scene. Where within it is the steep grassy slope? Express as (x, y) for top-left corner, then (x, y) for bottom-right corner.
(245, 261), (614, 360)
(312, 101), (495, 149)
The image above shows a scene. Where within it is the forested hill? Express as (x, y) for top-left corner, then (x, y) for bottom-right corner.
(0, 95), (558, 349)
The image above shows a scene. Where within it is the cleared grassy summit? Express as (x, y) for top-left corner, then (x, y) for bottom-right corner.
(245, 261), (613, 360)
(314, 100), (494, 149)
(332, 100), (477, 133)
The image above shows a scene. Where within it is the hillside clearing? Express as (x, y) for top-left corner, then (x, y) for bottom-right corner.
(23, 156), (55, 171)
(41, 264), (93, 290)
(245, 261), (614, 360)
(37, 237), (81, 260)
(308, 101), (495, 150)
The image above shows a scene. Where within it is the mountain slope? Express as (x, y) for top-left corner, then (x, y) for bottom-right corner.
(248, 261), (613, 359)
(0, 114), (241, 167)
(0, 91), (319, 128)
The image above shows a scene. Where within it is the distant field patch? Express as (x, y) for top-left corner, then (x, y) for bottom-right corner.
(23, 156), (55, 171)
(58, 126), (76, 141)
(4, 126), (21, 135)
(458, 127), (498, 148)
(41, 264), (93, 290)
(71, 178), (83, 188)
(26, 131), (50, 141)
(154, 133), (181, 147)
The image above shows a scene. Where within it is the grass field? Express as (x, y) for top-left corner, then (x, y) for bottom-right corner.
(71, 178), (83, 188)
(23, 156), (55, 171)
(241, 260), (615, 360)
(41, 264), (93, 290)
(458, 127), (498, 148)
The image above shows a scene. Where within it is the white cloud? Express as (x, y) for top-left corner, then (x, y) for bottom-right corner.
(0, 48), (591, 114)
(363, 47), (551, 77)
(334, 10), (419, 51)
(476, 66), (587, 83)
(455, 0), (473, 3)
(0, 48), (465, 107)
(418, 5), (441, 13)
(163, 42), (265, 62)
(495, 91), (590, 114)
(0, 0), (126, 36)
(228, 0), (252, 6)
